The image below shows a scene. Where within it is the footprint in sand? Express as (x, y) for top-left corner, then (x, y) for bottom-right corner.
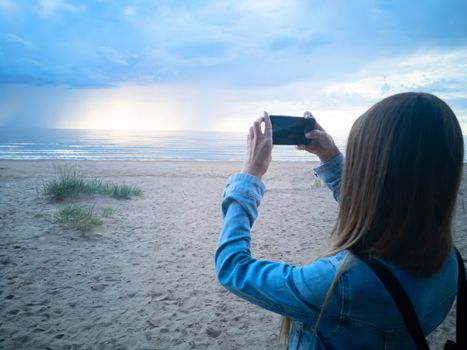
(7, 309), (20, 315)
(159, 327), (170, 334)
(206, 327), (222, 338)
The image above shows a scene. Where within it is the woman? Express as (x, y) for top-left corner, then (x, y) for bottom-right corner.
(215, 92), (464, 349)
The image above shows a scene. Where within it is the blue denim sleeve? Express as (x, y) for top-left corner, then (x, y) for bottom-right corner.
(215, 173), (338, 324)
(313, 152), (344, 202)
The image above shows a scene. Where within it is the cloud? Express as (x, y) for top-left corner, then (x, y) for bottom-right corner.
(0, 0), (14, 11)
(4, 33), (36, 49)
(0, 1), (465, 88)
(170, 41), (231, 61)
(99, 47), (129, 65)
(320, 49), (467, 109)
(2, 46), (466, 136)
(38, 0), (82, 16)
(0, 1), (466, 134)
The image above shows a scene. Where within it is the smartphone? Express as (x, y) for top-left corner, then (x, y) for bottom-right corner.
(270, 115), (316, 145)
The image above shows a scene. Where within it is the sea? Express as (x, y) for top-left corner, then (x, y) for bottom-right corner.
(0, 128), (466, 162)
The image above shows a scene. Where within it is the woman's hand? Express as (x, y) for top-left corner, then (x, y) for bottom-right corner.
(297, 111), (340, 163)
(241, 112), (273, 180)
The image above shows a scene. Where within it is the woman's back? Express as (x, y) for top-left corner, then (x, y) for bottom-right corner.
(286, 250), (458, 349)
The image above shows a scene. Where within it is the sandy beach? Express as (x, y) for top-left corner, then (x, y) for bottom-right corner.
(0, 160), (465, 350)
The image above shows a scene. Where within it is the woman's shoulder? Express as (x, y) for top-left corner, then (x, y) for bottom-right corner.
(340, 247), (458, 331)
(299, 250), (349, 280)
(327, 250), (350, 265)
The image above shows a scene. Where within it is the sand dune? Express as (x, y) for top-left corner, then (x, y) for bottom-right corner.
(0, 160), (465, 349)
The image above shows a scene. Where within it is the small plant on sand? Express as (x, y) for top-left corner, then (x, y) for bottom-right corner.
(101, 207), (114, 218)
(54, 205), (103, 233)
(109, 183), (143, 199)
(311, 176), (324, 189)
(43, 165), (143, 200)
(43, 166), (88, 200)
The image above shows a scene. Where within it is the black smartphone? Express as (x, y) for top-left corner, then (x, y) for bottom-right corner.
(270, 115), (316, 145)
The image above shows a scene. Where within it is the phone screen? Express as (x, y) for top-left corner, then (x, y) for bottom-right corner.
(270, 115), (316, 145)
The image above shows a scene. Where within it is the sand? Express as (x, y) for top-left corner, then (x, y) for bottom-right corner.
(0, 160), (465, 350)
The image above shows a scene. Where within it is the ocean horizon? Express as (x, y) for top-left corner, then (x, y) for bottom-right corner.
(0, 128), (466, 163)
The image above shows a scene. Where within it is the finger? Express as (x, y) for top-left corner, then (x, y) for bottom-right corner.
(263, 111), (272, 138)
(248, 126), (254, 140)
(253, 120), (262, 138)
(305, 129), (325, 139)
(254, 115), (266, 137)
(255, 116), (265, 124)
(304, 111), (325, 131)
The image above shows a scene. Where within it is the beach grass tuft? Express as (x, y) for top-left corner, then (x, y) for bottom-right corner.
(54, 205), (103, 233)
(101, 207), (114, 218)
(109, 183), (143, 199)
(311, 176), (324, 189)
(44, 166), (143, 200)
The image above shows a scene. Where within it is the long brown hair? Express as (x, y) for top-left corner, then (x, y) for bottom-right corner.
(281, 92), (464, 343)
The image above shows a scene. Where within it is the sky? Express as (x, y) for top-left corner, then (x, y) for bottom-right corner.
(0, 0), (466, 137)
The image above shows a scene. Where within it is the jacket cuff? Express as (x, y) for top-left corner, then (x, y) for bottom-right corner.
(224, 173), (265, 203)
(313, 152), (344, 183)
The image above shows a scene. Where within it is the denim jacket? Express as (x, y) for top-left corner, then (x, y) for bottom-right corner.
(215, 153), (458, 349)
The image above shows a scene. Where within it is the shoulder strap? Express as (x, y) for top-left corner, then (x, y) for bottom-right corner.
(358, 249), (467, 350)
(454, 248), (466, 348)
(356, 254), (430, 350)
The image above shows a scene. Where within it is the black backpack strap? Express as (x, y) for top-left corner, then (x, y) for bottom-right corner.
(356, 254), (430, 350)
(454, 248), (466, 348)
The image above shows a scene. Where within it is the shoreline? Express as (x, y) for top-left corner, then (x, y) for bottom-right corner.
(2, 158), (467, 163)
(0, 159), (320, 163)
